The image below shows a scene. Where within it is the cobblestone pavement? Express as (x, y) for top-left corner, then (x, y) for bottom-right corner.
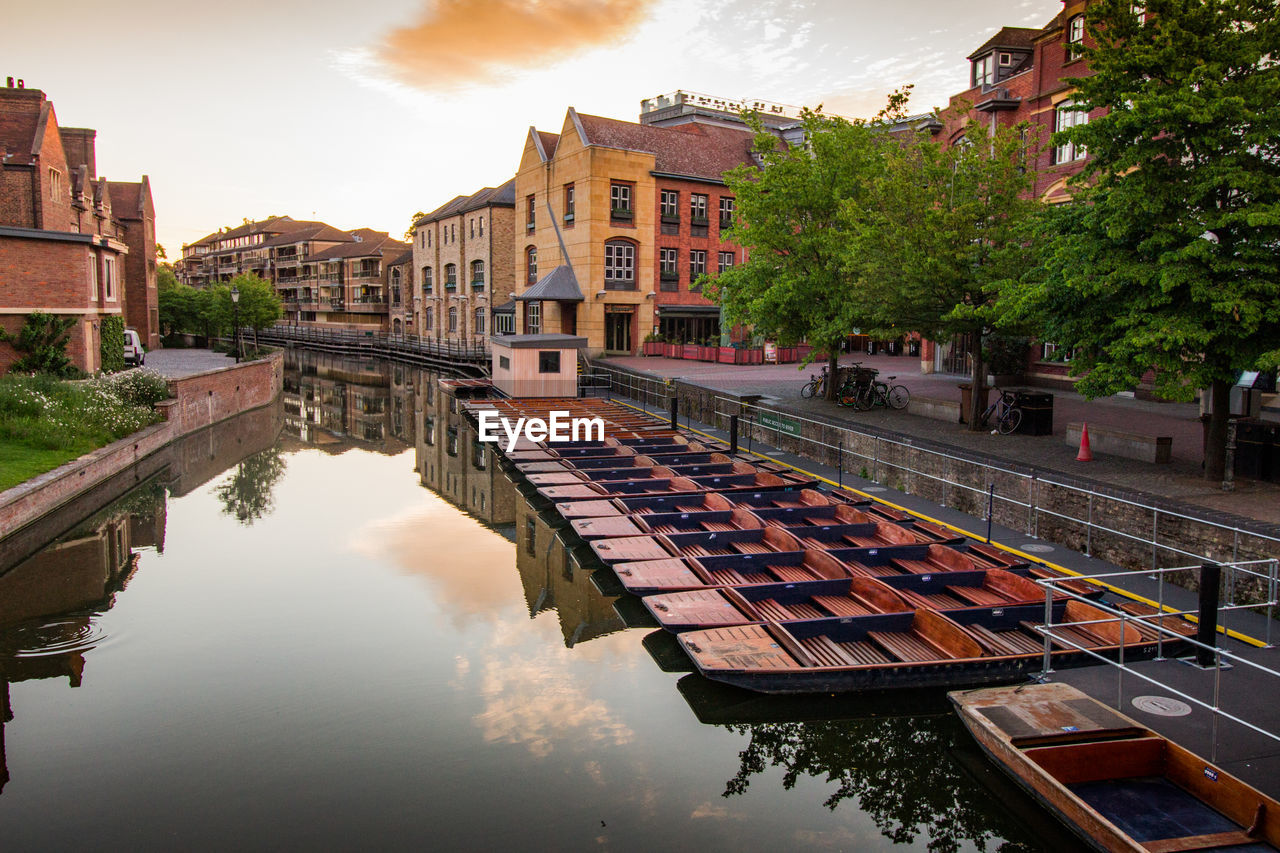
(601, 354), (1280, 526)
(143, 348), (238, 379)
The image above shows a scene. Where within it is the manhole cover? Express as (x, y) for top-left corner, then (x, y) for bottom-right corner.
(1132, 696), (1193, 717)
(863, 486), (889, 493)
(1019, 543), (1055, 553)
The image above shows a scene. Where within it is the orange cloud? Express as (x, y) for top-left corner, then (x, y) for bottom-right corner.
(378, 0), (660, 88)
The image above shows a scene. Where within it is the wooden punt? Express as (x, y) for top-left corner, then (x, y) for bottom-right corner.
(950, 682), (1280, 852)
(613, 548), (851, 594)
(643, 575), (913, 632)
(775, 520), (921, 550)
(557, 491), (739, 521)
(590, 524), (800, 565)
(678, 600), (1171, 693)
(515, 451), (727, 474)
(821, 542), (980, 577)
(878, 568), (1057, 612)
(525, 461), (751, 487)
(636, 506), (764, 536)
(539, 471), (813, 503)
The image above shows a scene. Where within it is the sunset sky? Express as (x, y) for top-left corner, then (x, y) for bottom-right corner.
(7, 0), (1060, 255)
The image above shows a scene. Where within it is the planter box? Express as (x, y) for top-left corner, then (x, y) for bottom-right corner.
(698, 346), (717, 361)
(718, 347), (737, 364)
(642, 341), (663, 356)
(734, 347), (763, 365)
(663, 343), (681, 358)
(682, 344), (700, 360)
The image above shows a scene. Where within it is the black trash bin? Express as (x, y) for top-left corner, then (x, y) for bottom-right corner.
(1013, 389), (1054, 435)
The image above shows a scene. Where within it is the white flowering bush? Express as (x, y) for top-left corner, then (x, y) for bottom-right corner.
(0, 373), (163, 453)
(102, 368), (171, 407)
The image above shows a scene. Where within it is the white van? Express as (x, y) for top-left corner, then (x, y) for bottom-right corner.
(123, 329), (145, 366)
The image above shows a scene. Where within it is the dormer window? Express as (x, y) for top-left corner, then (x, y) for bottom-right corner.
(999, 52), (1012, 66)
(973, 54), (994, 87)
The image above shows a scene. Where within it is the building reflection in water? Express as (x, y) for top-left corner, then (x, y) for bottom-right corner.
(0, 478), (166, 796)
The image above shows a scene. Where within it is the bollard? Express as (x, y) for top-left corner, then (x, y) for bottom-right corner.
(729, 414), (739, 454)
(1196, 561), (1222, 668)
(669, 396), (679, 430)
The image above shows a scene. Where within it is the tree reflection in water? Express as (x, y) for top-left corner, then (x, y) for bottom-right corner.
(721, 714), (1044, 852)
(216, 447), (287, 525)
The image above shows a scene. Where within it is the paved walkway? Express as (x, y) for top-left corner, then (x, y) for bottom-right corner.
(144, 348), (238, 379)
(601, 353), (1280, 526)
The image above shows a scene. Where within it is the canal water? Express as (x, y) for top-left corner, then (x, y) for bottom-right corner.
(0, 351), (1079, 851)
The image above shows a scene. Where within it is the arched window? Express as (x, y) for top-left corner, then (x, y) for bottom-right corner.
(471, 259), (485, 286)
(391, 268), (400, 286)
(444, 263), (457, 287)
(448, 306), (458, 332)
(393, 318), (402, 335)
(474, 307), (486, 335)
(604, 239), (636, 290)
(526, 246), (538, 285)
(422, 266), (433, 294)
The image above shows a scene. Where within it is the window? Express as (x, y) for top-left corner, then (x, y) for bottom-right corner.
(499, 355), (510, 370)
(610, 183), (632, 219)
(1067, 15), (1084, 58)
(89, 254), (99, 299)
(451, 223), (456, 242)
(689, 249), (706, 290)
(425, 306), (434, 331)
(448, 306), (458, 332)
(659, 247), (678, 289)
(422, 266), (433, 294)
(469, 218), (475, 238)
(427, 229), (432, 247)
(1054, 100), (1089, 163)
(660, 190), (679, 219)
(49, 167), (61, 198)
(604, 239), (636, 289)
(690, 194), (709, 223)
(1041, 342), (1074, 362)
(718, 251), (735, 274)
(719, 197), (735, 228)
(538, 351), (561, 374)
(391, 268), (402, 306)
(564, 184), (575, 222)
(1131, 3), (1146, 24)
(525, 301), (541, 334)
(526, 246), (537, 285)
(471, 259), (485, 287)
(496, 311), (514, 335)
(973, 54), (994, 86)
(526, 195), (536, 231)
(999, 52), (1012, 66)
(475, 307), (485, 335)
(104, 257), (116, 300)
(445, 263), (457, 287)
(479, 216), (484, 237)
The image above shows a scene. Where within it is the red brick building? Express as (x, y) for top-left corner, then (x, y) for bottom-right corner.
(0, 80), (157, 373)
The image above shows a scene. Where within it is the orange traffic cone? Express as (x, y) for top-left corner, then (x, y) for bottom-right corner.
(1076, 422), (1093, 462)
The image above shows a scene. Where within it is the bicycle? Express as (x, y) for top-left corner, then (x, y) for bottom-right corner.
(800, 365), (829, 399)
(978, 388), (1023, 435)
(852, 375), (910, 411)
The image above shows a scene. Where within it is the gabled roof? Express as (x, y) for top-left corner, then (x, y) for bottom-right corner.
(106, 181), (144, 219)
(305, 232), (409, 261)
(387, 249), (413, 267)
(514, 264), (584, 302)
(260, 222), (353, 248)
(534, 130), (560, 161)
(0, 88), (49, 165)
(415, 178), (517, 226)
(569, 109), (755, 182)
(968, 26), (1041, 60)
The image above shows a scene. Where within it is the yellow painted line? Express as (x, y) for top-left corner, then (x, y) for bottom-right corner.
(610, 398), (1269, 648)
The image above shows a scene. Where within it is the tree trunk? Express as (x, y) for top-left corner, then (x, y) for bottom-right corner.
(967, 336), (987, 431)
(824, 349), (840, 401)
(1203, 377), (1231, 480)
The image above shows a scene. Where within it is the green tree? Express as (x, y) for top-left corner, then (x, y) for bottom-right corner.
(216, 446), (287, 525)
(849, 119), (1037, 428)
(1012, 0), (1280, 479)
(707, 98), (909, 399)
(405, 211), (426, 242)
(0, 312), (78, 376)
(214, 274), (282, 352)
(158, 275), (206, 339)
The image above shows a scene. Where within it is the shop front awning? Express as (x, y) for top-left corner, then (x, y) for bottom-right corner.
(657, 305), (721, 317)
(514, 265), (584, 302)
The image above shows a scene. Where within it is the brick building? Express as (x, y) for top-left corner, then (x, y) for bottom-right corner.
(385, 249), (414, 337)
(514, 109), (753, 356)
(0, 80), (158, 372)
(412, 180), (515, 344)
(305, 230), (409, 330)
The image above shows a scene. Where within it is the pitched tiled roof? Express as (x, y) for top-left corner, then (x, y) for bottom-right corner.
(305, 232), (408, 261)
(260, 222), (353, 248)
(515, 265), (583, 302)
(415, 178), (517, 226)
(387, 249), (413, 266)
(968, 26), (1042, 59)
(573, 110), (755, 181)
(536, 131), (560, 159)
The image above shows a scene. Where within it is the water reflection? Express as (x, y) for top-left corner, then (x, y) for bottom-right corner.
(215, 446), (287, 525)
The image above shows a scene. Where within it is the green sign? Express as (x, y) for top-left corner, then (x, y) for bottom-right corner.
(760, 410), (802, 437)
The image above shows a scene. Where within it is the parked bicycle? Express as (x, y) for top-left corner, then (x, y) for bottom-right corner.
(800, 365), (829, 398)
(851, 374), (910, 411)
(978, 388), (1023, 435)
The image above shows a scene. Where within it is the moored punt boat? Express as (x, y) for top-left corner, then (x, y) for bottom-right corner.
(538, 470), (814, 503)
(614, 548), (851, 594)
(515, 451), (727, 474)
(572, 506), (767, 543)
(525, 460), (756, 487)
(950, 683), (1280, 852)
(644, 575), (913, 632)
(677, 600), (1167, 693)
(590, 525), (801, 565)
(565, 491), (740, 525)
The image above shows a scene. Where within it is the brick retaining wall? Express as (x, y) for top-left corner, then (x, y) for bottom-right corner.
(0, 351), (283, 537)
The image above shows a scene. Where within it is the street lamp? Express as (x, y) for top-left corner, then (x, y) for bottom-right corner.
(231, 286), (241, 363)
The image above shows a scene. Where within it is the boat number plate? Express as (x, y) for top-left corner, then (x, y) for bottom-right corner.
(921, 575), (932, 582)
(868, 549), (878, 556)
(1132, 695), (1193, 717)
(1203, 768), (1219, 782)
(992, 608), (1004, 617)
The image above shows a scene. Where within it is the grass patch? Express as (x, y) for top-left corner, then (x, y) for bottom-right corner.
(0, 371), (166, 492)
(0, 441), (84, 491)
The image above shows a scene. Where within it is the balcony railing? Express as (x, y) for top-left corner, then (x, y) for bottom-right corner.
(345, 300), (388, 313)
(349, 268), (381, 281)
(471, 279), (485, 290)
(321, 273), (342, 283)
